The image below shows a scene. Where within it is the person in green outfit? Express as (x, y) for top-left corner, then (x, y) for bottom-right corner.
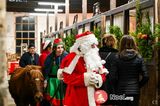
(43, 38), (68, 106)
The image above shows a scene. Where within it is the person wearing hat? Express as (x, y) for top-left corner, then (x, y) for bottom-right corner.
(39, 40), (52, 67)
(57, 31), (108, 106)
(43, 38), (68, 106)
(19, 44), (39, 67)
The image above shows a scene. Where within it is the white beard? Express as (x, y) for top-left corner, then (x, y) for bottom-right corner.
(83, 47), (105, 72)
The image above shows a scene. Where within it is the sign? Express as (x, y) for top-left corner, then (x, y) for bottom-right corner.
(94, 90), (108, 105)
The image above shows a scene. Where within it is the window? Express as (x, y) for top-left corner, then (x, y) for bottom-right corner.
(15, 16), (36, 56)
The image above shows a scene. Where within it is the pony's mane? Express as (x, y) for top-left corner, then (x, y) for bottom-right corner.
(11, 65), (43, 80)
(30, 66), (44, 80)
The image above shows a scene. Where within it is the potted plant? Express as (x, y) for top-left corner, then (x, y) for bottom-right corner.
(63, 33), (75, 52)
(154, 24), (160, 47)
(133, 0), (159, 61)
(109, 25), (123, 48)
(93, 26), (101, 43)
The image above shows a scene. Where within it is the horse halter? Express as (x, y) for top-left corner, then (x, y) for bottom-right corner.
(27, 69), (44, 93)
(33, 78), (44, 93)
(28, 69), (44, 102)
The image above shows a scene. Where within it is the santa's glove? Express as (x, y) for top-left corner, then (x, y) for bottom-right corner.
(89, 73), (103, 88)
(57, 69), (64, 80)
(84, 72), (95, 86)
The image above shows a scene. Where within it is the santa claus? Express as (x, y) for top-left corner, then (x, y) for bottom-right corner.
(57, 31), (108, 106)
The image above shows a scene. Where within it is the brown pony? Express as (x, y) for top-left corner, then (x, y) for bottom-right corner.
(9, 65), (44, 106)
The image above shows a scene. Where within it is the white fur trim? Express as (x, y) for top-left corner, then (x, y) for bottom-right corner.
(87, 86), (96, 106)
(101, 60), (106, 65)
(63, 55), (81, 74)
(63, 67), (69, 73)
(99, 68), (109, 74)
(43, 40), (51, 50)
(70, 42), (80, 53)
(94, 74), (103, 88)
(84, 73), (91, 86)
(57, 69), (64, 80)
(76, 34), (98, 45)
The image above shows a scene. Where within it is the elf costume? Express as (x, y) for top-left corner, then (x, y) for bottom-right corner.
(43, 38), (68, 106)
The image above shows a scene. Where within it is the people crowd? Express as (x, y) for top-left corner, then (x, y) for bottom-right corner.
(18, 31), (149, 106)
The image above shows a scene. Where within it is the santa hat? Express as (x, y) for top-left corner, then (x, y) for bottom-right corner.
(58, 31), (100, 75)
(43, 40), (51, 50)
(53, 38), (64, 47)
(76, 31), (98, 44)
(70, 31), (98, 53)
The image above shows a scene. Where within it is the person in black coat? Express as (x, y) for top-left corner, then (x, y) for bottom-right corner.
(19, 44), (39, 67)
(111, 35), (149, 106)
(99, 34), (118, 105)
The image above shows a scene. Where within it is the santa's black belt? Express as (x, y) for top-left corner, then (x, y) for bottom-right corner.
(48, 74), (57, 78)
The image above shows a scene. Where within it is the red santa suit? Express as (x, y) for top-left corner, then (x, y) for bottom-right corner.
(58, 31), (108, 106)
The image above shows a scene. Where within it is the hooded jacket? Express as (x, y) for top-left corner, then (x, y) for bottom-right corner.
(111, 49), (149, 95)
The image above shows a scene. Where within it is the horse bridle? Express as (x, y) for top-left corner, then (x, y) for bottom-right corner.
(28, 70), (44, 93)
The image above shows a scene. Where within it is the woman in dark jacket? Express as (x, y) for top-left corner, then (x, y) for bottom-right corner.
(111, 35), (149, 106)
(99, 34), (118, 105)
